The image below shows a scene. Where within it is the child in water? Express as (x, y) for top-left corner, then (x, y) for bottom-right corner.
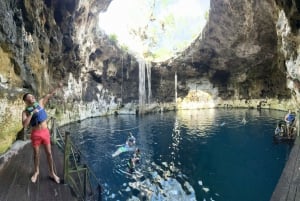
(275, 123), (284, 136)
(128, 158), (135, 173)
(133, 148), (141, 164)
(128, 148), (141, 173)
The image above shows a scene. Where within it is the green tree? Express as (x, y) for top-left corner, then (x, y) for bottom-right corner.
(205, 10), (209, 21)
(109, 34), (118, 44)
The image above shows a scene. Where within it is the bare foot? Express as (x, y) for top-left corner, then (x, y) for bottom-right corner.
(49, 173), (60, 184)
(31, 172), (39, 183)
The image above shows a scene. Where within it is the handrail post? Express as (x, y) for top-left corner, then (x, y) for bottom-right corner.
(63, 132), (71, 184)
(296, 110), (300, 136)
(51, 117), (57, 144)
(83, 165), (87, 200)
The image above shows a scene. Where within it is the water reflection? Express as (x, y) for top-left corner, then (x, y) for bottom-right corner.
(172, 118), (181, 160)
(176, 109), (216, 136)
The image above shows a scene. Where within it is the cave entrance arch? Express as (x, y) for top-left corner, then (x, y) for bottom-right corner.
(98, 0), (210, 62)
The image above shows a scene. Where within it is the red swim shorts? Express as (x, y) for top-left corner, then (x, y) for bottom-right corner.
(31, 128), (51, 147)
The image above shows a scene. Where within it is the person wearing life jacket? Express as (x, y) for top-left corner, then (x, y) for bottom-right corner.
(22, 83), (63, 183)
(284, 110), (296, 137)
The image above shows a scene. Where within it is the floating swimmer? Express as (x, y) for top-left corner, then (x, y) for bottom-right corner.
(241, 117), (247, 124)
(126, 132), (136, 147)
(112, 132), (136, 157)
(112, 144), (135, 157)
(220, 122), (226, 126)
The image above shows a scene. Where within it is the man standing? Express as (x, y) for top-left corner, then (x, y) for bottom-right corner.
(22, 83), (62, 183)
(284, 109), (295, 137)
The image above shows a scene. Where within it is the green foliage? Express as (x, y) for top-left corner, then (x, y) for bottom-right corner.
(0, 125), (20, 154)
(205, 10), (209, 21)
(161, 0), (174, 7)
(164, 14), (175, 26)
(143, 51), (155, 59)
(176, 41), (189, 51)
(121, 45), (129, 52)
(109, 34), (118, 44)
(153, 48), (171, 60)
(102, 0), (209, 61)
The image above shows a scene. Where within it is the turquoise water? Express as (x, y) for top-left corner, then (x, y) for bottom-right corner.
(61, 109), (291, 201)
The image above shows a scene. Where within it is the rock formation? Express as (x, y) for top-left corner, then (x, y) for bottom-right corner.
(0, 0), (299, 153)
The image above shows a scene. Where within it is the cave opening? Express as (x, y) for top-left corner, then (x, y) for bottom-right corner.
(98, 0), (210, 62)
(211, 70), (230, 85)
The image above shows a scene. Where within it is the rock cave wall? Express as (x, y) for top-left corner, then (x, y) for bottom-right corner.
(0, 0), (139, 153)
(154, 0), (299, 108)
(275, 0), (300, 105)
(0, 0), (299, 153)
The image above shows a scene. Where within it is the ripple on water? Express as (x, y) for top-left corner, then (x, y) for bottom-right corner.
(60, 109), (291, 201)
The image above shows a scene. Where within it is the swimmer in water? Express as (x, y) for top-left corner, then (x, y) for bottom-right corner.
(133, 148), (141, 164)
(126, 132), (136, 147)
(241, 117), (247, 124)
(220, 122), (226, 126)
(128, 158), (135, 173)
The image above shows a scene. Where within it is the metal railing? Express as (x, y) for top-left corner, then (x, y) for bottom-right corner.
(49, 117), (102, 201)
(297, 111), (300, 137)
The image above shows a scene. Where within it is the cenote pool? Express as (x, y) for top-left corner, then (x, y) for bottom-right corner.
(61, 109), (292, 201)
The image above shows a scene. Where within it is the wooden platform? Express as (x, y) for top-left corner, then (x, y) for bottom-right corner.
(270, 136), (300, 201)
(0, 143), (78, 201)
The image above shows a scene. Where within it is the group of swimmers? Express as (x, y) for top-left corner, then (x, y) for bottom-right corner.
(124, 132), (141, 173)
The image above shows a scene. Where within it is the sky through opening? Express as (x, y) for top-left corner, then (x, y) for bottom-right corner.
(99, 0), (210, 62)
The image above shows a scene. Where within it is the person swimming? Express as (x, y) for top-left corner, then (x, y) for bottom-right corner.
(126, 132), (136, 147)
(128, 149), (141, 173)
(241, 117), (247, 125)
(127, 158), (135, 173)
(274, 123), (284, 136)
(112, 132), (136, 157)
(133, 148), (141, 164)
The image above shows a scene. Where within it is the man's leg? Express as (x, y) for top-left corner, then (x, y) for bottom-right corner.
(31, 146), (40, 183)
(44, 143), (60, 183)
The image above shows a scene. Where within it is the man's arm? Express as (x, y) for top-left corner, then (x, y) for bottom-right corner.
(40, 82), (63, 107)
(22, 111), (32, 128)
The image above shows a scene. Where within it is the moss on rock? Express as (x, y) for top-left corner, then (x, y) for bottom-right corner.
(0, 123), (22, 154)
